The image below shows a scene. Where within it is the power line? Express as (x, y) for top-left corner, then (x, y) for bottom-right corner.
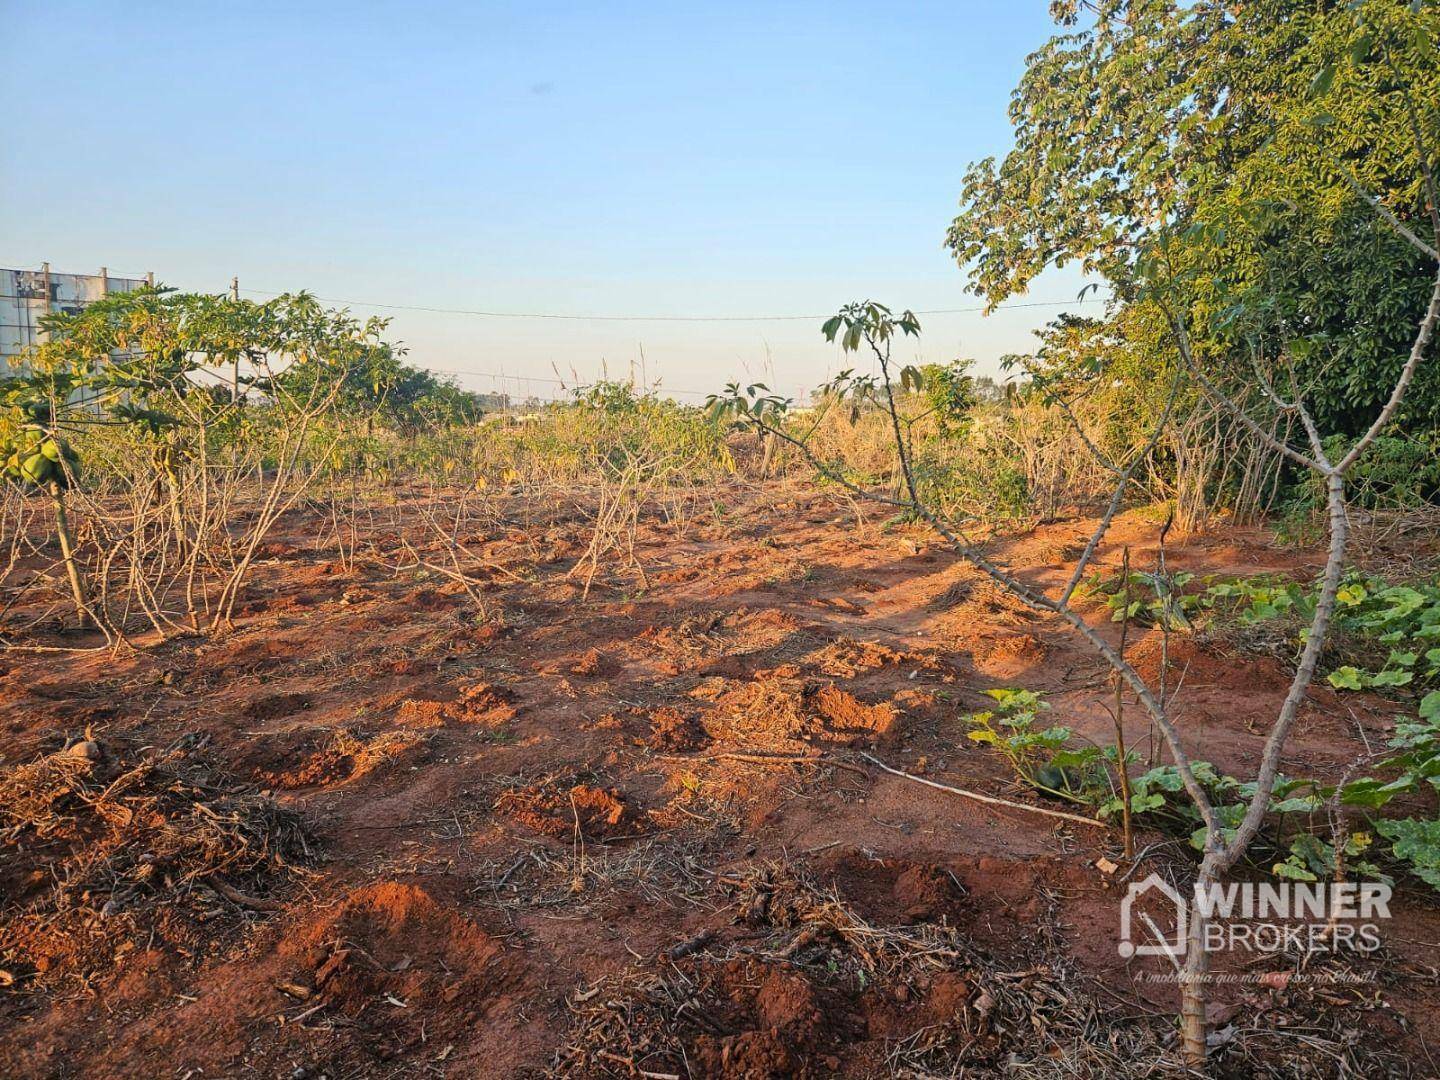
(424, 365), (714, 398)
(3, 259), (1104, 322)
(235, 288), (1093, 323)
(4, 262), (1103, 398)
(4, 261), (1099, 321)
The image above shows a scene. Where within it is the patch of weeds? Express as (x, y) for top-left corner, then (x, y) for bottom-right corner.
(966, 683), (1440, 896)
(1082, 568), (1201, 629)
(964, 688), (1109, 804)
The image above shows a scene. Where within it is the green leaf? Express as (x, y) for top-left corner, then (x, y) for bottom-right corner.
(1328, 666), (1366, 690)
(1377, 818), (1440, 889)
(1049, 747), (1100, 769)
(1339, 776), (1412, 809)
(1348, 29), (1373, 64)
(1337, 583), (1368, 606)
(1271, 795), (1325, 813)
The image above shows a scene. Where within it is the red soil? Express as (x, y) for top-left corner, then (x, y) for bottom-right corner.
(1, 484), (1436, 1077)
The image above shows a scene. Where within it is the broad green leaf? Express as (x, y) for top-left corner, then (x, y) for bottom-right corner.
(1328, 666), (1366, 690)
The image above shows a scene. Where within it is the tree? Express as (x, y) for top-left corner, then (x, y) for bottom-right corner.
(916, 360), (978, 435)
(714, 234), (1437, 1060)
(0, 287), (400, 638)
(276, 335), (488, 439)
(946, 0), (1440, 435)
(934, 2), (1440, 1059)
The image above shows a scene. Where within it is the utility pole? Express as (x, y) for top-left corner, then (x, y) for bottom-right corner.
(230, 276), (240, 405)
(40, 262), (52, 346)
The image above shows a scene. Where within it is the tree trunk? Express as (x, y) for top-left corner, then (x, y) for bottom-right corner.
(1180, 866), (1216, 1066)
(759, 431), (778, 477)
(50, 482), (89, 627)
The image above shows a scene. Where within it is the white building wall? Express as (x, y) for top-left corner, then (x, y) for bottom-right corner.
(1, 265), (150, 373)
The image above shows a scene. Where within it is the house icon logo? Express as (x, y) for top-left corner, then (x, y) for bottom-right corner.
(1119, 873), (1187, 959)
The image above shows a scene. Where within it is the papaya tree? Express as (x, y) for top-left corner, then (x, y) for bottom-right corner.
(0, 374), (88, 625)
(1, 286), (401, 640)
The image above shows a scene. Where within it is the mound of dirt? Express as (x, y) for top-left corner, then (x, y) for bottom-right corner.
(251, 727), (427, 789)
(636, 607), (808, 675)
(394, 681), (519, 729)
(693, 677), (902, 749)
(1128, 632), (1291, 692)
(643, 706), (710, 752)
(455, 679), (521, 723)
(568, 648), (621, 678)
(495, 780), (640, 840)
(0, 742), (312, 992)
(804, 636), (914, 678)
(969, 631), (1047, 675)
(808, 686), (902, 743)
(296, 880), (522, 1023)
(393, 697), (450, 726)
(691, 1025), (804, 1079)
(753, 965), (825, 1037)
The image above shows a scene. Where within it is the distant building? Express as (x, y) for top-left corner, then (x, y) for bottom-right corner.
(1, 264), (153, 373)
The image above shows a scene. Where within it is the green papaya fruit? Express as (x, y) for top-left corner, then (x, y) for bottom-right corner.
(20, 453), (50, 484)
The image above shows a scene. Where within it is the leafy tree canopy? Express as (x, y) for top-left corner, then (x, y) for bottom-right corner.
(2, 286), (486, 438)
(947, 0), (1440, 433)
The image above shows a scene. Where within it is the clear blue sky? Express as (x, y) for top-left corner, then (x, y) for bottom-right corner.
(1, 1), (1096, 402)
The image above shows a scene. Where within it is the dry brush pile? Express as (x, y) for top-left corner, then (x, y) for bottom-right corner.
(0, 736), (315, 995)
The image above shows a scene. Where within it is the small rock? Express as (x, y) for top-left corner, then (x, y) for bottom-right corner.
(65, 740), (102, 762)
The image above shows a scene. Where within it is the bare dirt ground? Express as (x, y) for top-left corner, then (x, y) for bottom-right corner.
(2, 481), (1438, 1078)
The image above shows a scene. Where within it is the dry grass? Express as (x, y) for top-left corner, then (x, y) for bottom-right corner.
(547, 858), (1185, 1079)
(543, 857), (1419, 1079)
(0, 739), (314, 993)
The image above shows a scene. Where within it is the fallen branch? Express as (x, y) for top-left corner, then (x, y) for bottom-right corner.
(666, 928), (717, 960)
(595, 1051), (680, 1080)
(205, 875), (284, 911)
(858, 752), (1105, 829)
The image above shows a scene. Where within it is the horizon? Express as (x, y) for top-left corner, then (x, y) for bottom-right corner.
(1, 1), (1100, 401)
